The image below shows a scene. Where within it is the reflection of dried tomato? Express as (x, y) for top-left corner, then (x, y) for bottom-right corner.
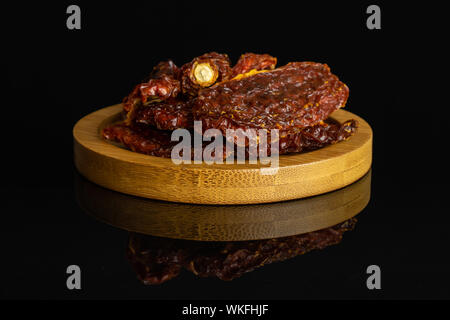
(231, 53), (277, 77)
(126, 218), (356, 284)
(194, 62), (349, 134)
(180, 52), (232, 96)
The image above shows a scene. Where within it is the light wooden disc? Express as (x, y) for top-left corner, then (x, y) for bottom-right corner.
(73, 104), (372, 204)
(75, 170), (371, 241)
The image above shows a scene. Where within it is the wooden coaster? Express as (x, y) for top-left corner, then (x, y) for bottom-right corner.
(73, 104), (372, 204)
(75, 170), (371, 241)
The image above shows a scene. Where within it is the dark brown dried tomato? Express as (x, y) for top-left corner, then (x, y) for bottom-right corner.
(180, 52), (232, 96)
(149, 60), (181, 80)
(122, 85), (141, 114)
(238, 118), (357, 158)
(111, 55), (356, 161)
(278, 118), (358, 154)
(102, 118), (357, 159)
(122, 60), (181, 113)
(193, 62), (349, 134)
(231, 53), (277, 77)
(139, 75), (181, 104)
(132, 98), (193, 130)
(101, 122), (177, 158)
(101, 122), (217, 159)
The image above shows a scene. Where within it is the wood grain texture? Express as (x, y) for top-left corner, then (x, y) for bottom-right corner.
(73, 104), (372, 204)
(75, 170), (371, 241)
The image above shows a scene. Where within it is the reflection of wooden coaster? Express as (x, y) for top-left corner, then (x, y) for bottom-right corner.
(75, 170), (371, 241)
(73, 104), (372, 205)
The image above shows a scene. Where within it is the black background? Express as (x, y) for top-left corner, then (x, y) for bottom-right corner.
(1, 1), (447, 300)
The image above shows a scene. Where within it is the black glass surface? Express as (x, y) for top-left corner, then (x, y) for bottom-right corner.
(2, 2), (447, 300)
